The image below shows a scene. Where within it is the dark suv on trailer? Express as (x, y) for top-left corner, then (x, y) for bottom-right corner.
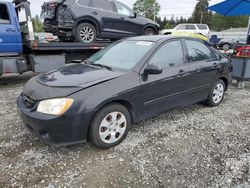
(41, 0), (160, 43)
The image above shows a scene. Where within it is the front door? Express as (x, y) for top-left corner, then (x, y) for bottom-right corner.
(90, 0), (127, 37)
(140, 40), (191, 116)
(112, 1), (141, 36)
(0, 3), (19, 55)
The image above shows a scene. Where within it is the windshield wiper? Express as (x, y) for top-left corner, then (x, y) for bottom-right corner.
(92, 63), (112, 70)
(82, 60), (92, 64)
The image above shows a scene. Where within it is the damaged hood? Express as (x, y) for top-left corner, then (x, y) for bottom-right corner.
(23, 64), (126, 100)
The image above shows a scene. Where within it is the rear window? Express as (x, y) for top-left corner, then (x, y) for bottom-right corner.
(41, 2), (58, 19)
(77, 0), (90, 6)
(0, 4), (10, 24)
(176, 25), (186, 30)
(197, 24), (208, 30)
(92, 0), (113, 12)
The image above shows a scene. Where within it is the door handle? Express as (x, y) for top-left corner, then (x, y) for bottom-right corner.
(91, 11), (98, 15)
(213, 62), (219, 67)
(178, 69), (186, 76)
(6, 28), (16, 32)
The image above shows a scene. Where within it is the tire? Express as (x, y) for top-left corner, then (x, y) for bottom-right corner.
(143, 27), (156, 35)
(75, 23), (97, 43)
(89, 103), (131, 149)
(222, 43), (231, 51)
(205, 79), (226, 107)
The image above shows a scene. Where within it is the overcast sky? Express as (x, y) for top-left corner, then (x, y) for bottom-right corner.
(9, 0), (224, 19)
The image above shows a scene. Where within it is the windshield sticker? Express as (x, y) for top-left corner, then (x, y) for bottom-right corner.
(136, 41), (153, 46)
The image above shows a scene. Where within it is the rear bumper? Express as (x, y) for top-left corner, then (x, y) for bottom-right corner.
(17, 95), (88, 145)
(44, 21), (74, 38)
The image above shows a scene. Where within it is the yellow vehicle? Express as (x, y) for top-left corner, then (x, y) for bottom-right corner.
(171, 31), (209, 42)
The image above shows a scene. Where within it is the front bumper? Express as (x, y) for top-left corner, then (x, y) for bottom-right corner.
(17, 95), (88, 145)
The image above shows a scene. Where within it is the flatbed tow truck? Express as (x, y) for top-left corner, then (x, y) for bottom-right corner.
(0, 0), (109, 76)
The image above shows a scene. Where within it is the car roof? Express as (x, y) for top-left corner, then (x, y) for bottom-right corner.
(126, 35), (204, 43)
(126, 35), (176, 42)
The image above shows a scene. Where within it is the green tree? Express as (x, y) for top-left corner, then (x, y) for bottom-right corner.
(211, 13), (249, 31)
(133, 0), (160, 21)
(192, 0), (212, 24)
(32, 15), (44, 33)
(164, 22), (175, 29)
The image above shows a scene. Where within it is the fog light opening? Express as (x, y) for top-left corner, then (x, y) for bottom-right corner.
(40, 131), (50, 140)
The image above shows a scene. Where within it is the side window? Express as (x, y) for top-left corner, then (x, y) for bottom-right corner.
(92, 0), (113, 12)
(149, 41), (184, 68)
(176, 25), (186, 30)
(185, 40), (215, 62)
(0, 4), (10, 24)
(197, 24), (208, 30)
(78, 0), (91, 6)
(114, 1), (133, 16)
(186, 24), (196, 30)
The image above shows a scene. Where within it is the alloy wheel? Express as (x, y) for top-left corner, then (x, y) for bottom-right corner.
(145, 30), (154, 35)
(222, 43), (231, 51)
(80, 26), (95, 43)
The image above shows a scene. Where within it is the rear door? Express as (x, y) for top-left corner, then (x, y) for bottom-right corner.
(185, 24), (197, 33)
(0, 2), (20, 55)
(184, 39), (219, 103)
(140, 40), (191, 116)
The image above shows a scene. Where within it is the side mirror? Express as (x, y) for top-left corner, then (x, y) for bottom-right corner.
(144, 64), (162, 75)
(130, 12), (137, 18)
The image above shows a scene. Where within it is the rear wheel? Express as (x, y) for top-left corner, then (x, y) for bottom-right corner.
(89, 103), (131, 148)
(222, 43), (231, 51)
(75, 23), (97, 43)
(143, 27), (156, 35)
(205, 79), (226, 107)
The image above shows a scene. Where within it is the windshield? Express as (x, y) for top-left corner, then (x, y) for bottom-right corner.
(87, 40), (155, 70)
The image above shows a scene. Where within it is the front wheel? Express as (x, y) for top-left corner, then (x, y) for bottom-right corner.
(75, 23), (97, 43)
(205, 79), (226, 107)
(143, 27), (156, 35)
(89, 103), (131, 148)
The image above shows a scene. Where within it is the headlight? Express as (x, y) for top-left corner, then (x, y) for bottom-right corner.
(37, 98), (74, 116)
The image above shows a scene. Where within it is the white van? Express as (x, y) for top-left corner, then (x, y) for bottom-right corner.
(160, 24), (210, 36)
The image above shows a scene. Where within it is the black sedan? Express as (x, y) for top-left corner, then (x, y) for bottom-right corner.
(17, 36), (232, 148)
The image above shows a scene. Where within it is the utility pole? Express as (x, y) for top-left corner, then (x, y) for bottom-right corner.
(154, 3), (156, 22)
(198, 0), (209, 24)
(200, 12), (203, 23)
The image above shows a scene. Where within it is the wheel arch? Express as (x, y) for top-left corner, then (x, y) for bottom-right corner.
(219, 76), (229, 91)
(74, 17), (101, 36)
(142, 24), (158, 35)
(164, 32), (172, 35)
(86, 99), (136, 140)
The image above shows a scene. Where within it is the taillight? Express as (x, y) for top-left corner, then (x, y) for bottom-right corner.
(49, 3), (57, 8)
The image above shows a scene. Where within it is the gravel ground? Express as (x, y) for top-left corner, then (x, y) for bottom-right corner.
(0, 73), (250, 188)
